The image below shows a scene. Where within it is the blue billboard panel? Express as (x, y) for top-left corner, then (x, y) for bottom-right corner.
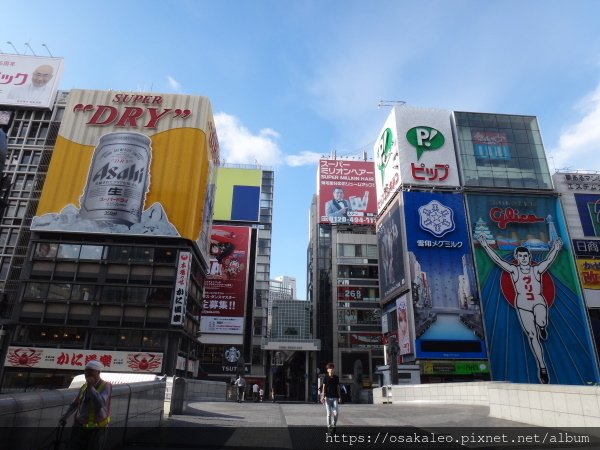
(404, 191), (486, 359)
(467, 193), (600, 385)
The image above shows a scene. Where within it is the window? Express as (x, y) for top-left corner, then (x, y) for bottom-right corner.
(24, 282), (47, 299)
(71, 285), (94, 301)
(79, 245), (104, 260)
(154, 248), (176, 263)
(48, 283), (71, 300)
(57, 244), (81, 259)
(91, 329), (118, 347)
(106, 246), (131, 262)
(34, 243), (58, 258)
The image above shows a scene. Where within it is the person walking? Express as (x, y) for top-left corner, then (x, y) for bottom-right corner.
(235, 375), (246, 402)
(59, 360), (112, 450)
(252, 383), (259, 402)
(321, 362), (341, 433)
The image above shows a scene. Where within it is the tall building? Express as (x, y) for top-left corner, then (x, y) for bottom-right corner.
(197, 165), (274, 391)
(374, 106), (600, 386)
(307, 158), (381, 396)
(0, 84), (219, 391)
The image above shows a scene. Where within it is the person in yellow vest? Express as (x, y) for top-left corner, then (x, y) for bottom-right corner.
(59, 360), (112, 450)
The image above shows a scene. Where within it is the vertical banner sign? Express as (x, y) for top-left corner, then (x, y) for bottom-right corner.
(395, 294), (412, 356)
(171, 251), (191, 326)
(318, 159), (377, 225)
(201, 225), (251, 334)
(377, 199), (407, 302)
(404, 192), (486, 359)
(374, 108), (400, 214)
(468, 193), (600, 385)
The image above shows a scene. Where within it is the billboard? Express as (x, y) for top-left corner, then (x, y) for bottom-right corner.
(201, 225), (251, 335)
(376, 199), (407, 301)
(318, 159), (377, 225)
(468, 193), (600, 385)
(395, 294), (412, 356)
(404, 191), (486, 359)
(0, 55), (64, 108)
(31, 90), (219, 248)
(213, 167), (262, 222)
(4, 347), (163, 373)
(374, 108), (400, 213)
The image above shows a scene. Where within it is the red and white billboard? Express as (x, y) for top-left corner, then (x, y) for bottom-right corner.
(201, 225), (251, 334)
(318, 159), (377, 225)
(0, 55), (64, 108)
(4, 347), (163, 373)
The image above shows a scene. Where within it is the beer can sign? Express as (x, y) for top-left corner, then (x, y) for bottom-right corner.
(80, 132), (152, 226)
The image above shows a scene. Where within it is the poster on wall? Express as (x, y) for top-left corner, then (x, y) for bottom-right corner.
(201, 225), (251, 335)
(395, 294), (412, 356)
(377, 199), (407, 301)
(468, 193), (600, 385)
(404, 191), (486, 359)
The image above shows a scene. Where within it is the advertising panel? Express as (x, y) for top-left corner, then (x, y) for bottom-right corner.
(374, 108), (400, 213)
(170, 251), (191, 326)
(213, 167), (262, 222)
(395, 294), (412, 355)
(468, 193), (600, 384)
(318, 159), (377, 225)
(4, 347), (163, 373)
(376, 199), (407, 301)
(201, 225), (251, 335)
(404, 191), (486, 359)
(396, 107), (460, 189)
(32, 89), (218, 246)
(0, 55), (64, 108)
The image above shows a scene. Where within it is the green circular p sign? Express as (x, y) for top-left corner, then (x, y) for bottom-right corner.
(406, 126), (445, 160)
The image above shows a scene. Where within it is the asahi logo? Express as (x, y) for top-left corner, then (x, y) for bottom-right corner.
(92, 162), (146, 184)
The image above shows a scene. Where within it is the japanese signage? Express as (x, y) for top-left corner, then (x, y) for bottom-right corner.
(404, 192), (486, 359)
(0, 55), (64, 108)
(318, 159), (377, 225)
(201, 225), (251, 335)
(397, 107), (459, 188)
(31, 89), (219, 257)
(374, 108), (400, 213)
(468, 193), (600, 385)
(422, 361), (490, 375)
(170, 251), (192, 326)
(4, 347), (163, 373)
(376, 199), (407, 302)
(349, 333), (383, 347)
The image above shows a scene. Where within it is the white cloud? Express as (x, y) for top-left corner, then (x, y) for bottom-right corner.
(284, 151), (322, 167)
(214, 113), (323, 167)
(166, 75), (182, 92)
(215, 113), (283, 166)
(550, 83), (600, 171)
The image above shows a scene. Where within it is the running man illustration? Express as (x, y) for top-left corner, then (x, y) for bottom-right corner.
(477, 234), (563, 384)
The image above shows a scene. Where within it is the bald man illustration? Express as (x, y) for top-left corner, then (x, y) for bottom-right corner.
(478, 234), (562, 384)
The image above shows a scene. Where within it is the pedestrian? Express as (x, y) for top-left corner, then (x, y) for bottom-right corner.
(59, 360), (112, 450)
(252, 383), (259, 402)
(259, 387), (264, 402)
(235, 375), (246, 402)
(321, 362), (341, 434)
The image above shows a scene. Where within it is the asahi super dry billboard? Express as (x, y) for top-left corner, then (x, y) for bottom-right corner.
(32, 90), (219, 260)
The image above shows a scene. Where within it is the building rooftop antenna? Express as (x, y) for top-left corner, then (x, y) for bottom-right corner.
(378, 100), (406, 108)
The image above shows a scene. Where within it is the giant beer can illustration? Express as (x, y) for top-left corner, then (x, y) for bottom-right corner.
(80, 132), (152, 226)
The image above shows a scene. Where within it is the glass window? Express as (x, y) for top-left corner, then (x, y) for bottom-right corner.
(34, 243), (57, 258)
(127, 287), (148, 304)
(71, 285), (94, 301)
(117, 329), (142, 348)
(142, 331), (165, 349)
(148, 287), (171, 305)
(106, 246), (131, 262)
(155, 248), (176, 263)
(24, 282), (48, 299)
(48, 283), (71, 300)
(79, 245), (104, 260)
(130, 247), (154, 262)
(99, 286), (126, 303)
(57, 244), (81, 259)
(91, 329), (118, 347)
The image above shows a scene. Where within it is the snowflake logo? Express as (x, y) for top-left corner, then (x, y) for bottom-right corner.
(418, 200), (455, 238)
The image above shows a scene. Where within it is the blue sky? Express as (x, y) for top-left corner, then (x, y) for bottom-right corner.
(4, 1), (600, 299)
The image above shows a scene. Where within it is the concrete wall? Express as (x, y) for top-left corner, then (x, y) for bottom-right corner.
(374, 381), (600, 430)
(170, 378), (227, 415)
(0, 380), (165, 449)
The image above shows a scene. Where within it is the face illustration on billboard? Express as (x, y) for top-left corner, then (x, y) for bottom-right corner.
(468, 194), (600, 385)
(404, 192), (486, 360)
(318, 159), (377, 225)
(395, 294), (411, 356)
(31, 90), (217, 242)
(377, 200), (406, 301)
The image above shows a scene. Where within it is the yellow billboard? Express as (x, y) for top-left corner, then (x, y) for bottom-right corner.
(32, 89), (219, 246)
(213, 168), (262, 222)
